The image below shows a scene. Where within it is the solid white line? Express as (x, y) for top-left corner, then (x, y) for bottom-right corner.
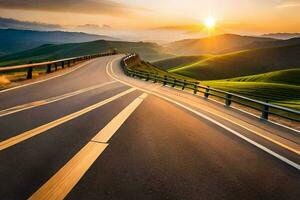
(164, 77), (300, 133)
(0, 88), (136, 151)
(154, 93), (300, 170)
(29, 93), (147, 200)
(0, 81), (117, 117)
(0, 59), (97, 93)
(107, 58), (300, 170)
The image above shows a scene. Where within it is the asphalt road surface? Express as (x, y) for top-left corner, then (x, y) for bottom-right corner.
(0, 55), (299, 200)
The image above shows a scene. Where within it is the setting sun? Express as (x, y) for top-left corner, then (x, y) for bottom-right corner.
(204, 17), (216, 29)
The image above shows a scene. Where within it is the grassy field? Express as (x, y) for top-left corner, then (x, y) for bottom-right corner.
(0, 40), (173, 67)
(153, 55), (211, 71)
(202, 81), (300, 110)
(130, 58), (300, 112)
(225, 68), (300, 85)
(155, 44), (300, 80)
(200, 69), (300, 111)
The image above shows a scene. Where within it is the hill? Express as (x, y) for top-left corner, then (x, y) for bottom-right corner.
(262, 33), (300, 40)
(0, 40), (172, 67)
(166, 34), (277, 55)
(202, 69), (300, 110)
(225, 69), (300, 86)
(153, 55), (211, 71)
(0, 29), (117, 56)
(166, 44), (300, 80)
(246, 37), (300, 49)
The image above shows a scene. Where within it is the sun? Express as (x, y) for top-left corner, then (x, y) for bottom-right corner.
(204, 16), (216, 29)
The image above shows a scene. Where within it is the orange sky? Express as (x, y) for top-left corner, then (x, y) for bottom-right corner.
(0, 0), (300, 35)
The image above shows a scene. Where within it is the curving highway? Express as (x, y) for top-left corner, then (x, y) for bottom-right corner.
(0, 55), (299, 200)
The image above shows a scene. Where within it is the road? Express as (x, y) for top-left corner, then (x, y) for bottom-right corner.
(0, 55), (299, 200)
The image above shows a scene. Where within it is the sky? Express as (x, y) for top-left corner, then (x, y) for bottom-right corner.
(0, 0), (300, 42)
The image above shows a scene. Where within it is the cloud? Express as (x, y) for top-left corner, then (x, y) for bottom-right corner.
(74, 24), (114, 35)
(0, 0), (130, 15)
(151, 25), (204, 32)
(277, 0), (300, 8)
(0, 17), (62, 30)
(77, 24), (112, 30)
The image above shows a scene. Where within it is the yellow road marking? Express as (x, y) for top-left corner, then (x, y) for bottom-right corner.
(0, 81), (117, 117)
(0, 88), (136, 151)
(92, 93), (148, 143)
(29, 93), (147, 200)
(29, 142), (108, 200)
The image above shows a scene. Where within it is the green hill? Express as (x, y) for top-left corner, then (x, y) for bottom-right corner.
(167, 44), (300, 80)
(202, 80), (300, 110)
(201, 69), (300, 110)
(225, 69), (300, 86)
(0, 40), (172, 67)
(153, 55), (211, 71)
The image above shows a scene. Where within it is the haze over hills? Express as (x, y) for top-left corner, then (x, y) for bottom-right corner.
(0, 40), (172, 67)
(0, 29), (117, 56)
(166, 34), (277, 55)
(246, 37), (300, 49)
(155, 43), (300, 80)
(262, 33), (300, 40)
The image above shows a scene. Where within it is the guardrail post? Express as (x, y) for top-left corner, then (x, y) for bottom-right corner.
(46, 64), (52, 73)
(225, 93), (232, 107)
(204, 86), (210, 98)
(194, 82), (199, 94)
(172, 79), (176, 87)
(55, 63), (58, 71)
(154, 74), (157, 83)
(163, 76), (167, 86)
(27, 67), (33, 79)
(261, 102), (270, 120)
(182, 80), (187, 90)
(61, 61), (65, 69)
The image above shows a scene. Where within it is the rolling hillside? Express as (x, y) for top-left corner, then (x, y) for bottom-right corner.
(165, 44), (300, 80)
(0, 40), (172, 67)
(202, 70), (300, 110)
(166, 34), (277, 55)
(246, 37), (300, 49)
(153, 55), (211, 71)
(202, 80), (300, 110)
(0, 29), (117, 56)
(225, 69), (300, 86)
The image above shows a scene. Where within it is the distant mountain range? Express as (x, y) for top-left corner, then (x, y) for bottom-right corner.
(0, 29), (117, 56)
(166, 34), (277, 55)
(165, 34), (300, 56)
(262, 33), (300, 40)
(0, 40), (172, 67)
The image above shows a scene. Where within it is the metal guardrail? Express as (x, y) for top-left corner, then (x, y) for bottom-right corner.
(0, 52), (117, 79)
(122, 53), (300, 123)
